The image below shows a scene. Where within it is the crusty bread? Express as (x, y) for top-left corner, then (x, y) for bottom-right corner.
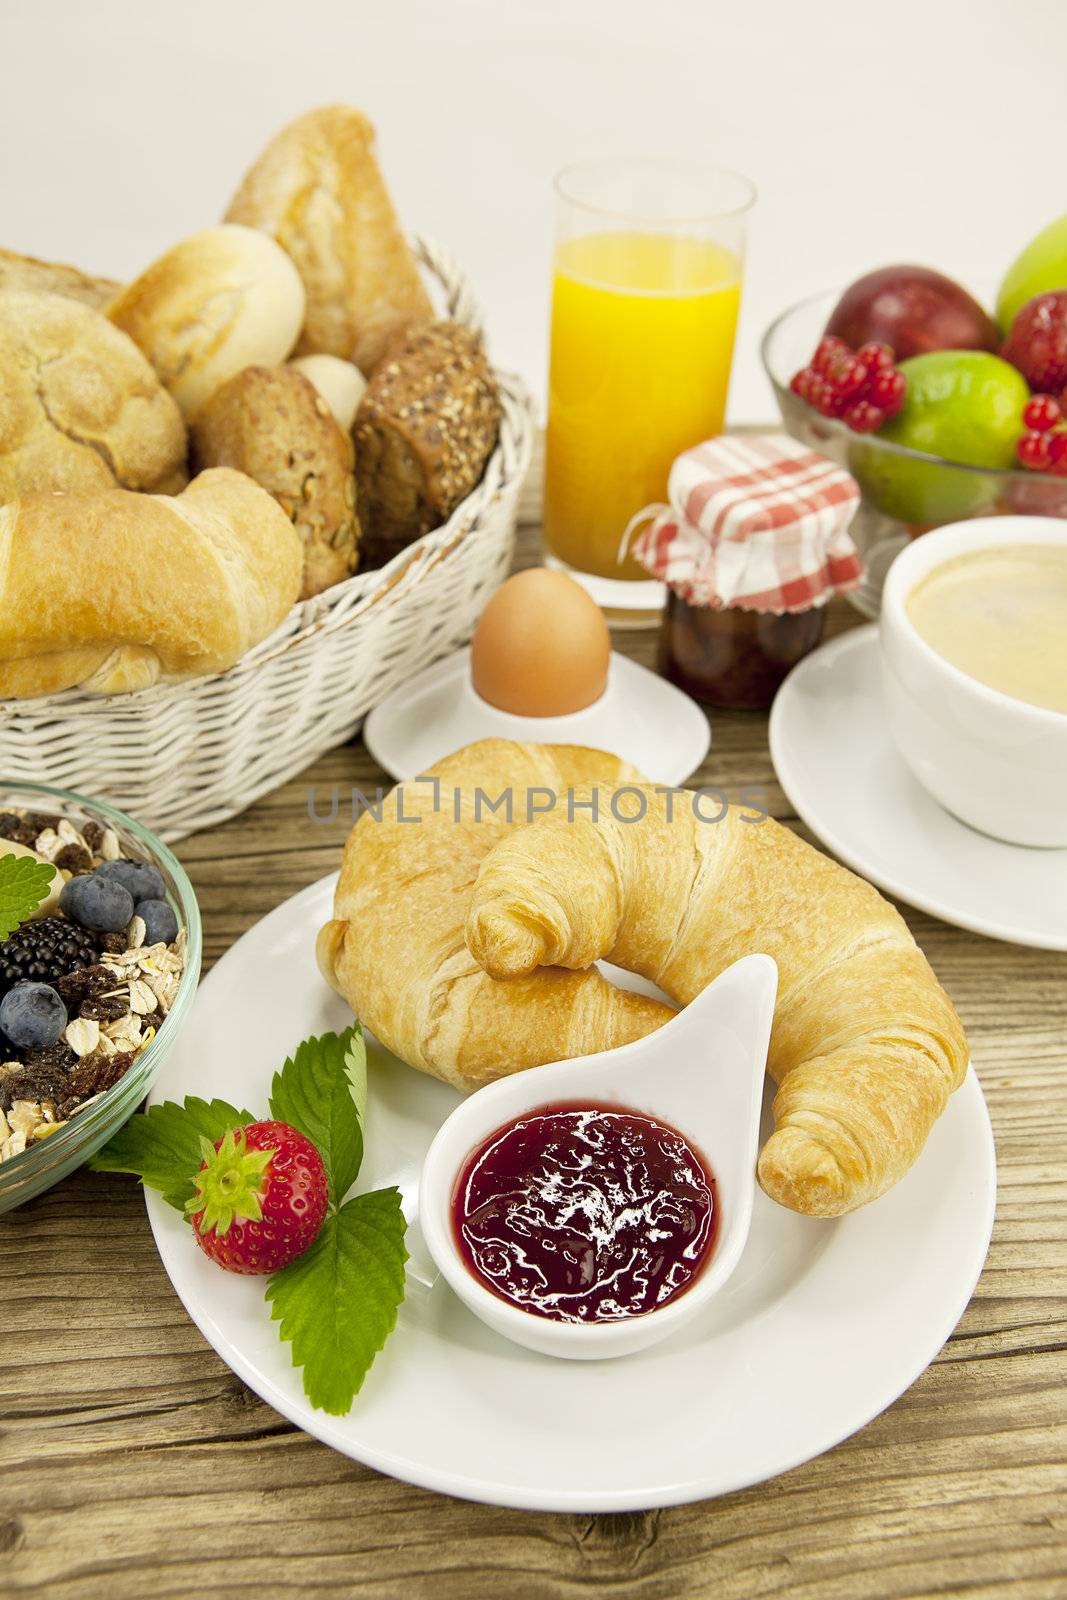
(192, 365), (359, 597)
(0, 246), (120, 309)
(106, 226), (305, 421)
(353, 321), (502, 569)
(0, 468), (303, 698)
(288, 353), (366, 431)
(0, 290), (186, 503)
(225, 105), (434, 373)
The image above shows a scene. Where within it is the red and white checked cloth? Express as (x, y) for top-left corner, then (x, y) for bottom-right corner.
(628, 434), (864, 613)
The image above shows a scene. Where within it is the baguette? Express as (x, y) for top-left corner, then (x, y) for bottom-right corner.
(225, 105), (434, 373)
(0, 468), (302, 697)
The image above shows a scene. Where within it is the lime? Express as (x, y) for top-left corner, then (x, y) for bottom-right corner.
(851, 352), (1027, 525)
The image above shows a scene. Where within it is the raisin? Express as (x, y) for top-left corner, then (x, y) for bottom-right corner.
(79, 994), (128, 1023)
(53, 843), (93, 874)
(81, 821), (105, 852)
(58, 1049), (134, 1113)
(98, 932), (128, 956)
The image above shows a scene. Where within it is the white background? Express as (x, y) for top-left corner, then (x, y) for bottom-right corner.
(1, 0), (1059, 420)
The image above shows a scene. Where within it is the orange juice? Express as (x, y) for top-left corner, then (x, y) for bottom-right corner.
(543, 231), (741, 580)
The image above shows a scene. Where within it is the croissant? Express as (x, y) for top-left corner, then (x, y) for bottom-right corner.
(317, 739), (968, 1216)
(316, 742), (673, 1092)
(467, 778), (969, 1216)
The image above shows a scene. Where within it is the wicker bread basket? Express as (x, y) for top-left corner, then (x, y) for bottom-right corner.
(0, 238), (533, 841)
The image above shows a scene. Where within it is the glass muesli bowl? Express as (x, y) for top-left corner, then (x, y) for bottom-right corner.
(0, 781), (202, 1213)
(761, 287), (1067, 616)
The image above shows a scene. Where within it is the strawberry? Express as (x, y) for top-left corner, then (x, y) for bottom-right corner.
(186, 1120), (329, 1274)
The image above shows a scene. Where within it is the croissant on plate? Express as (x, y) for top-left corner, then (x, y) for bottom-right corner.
(317, 739), (969, 1216)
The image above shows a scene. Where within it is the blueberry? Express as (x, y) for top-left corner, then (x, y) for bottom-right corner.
(0, 982), (67, 1050)
(60, 873), (134, 933)
(137, 898), (179, 946)
(96, 858), (166, 904)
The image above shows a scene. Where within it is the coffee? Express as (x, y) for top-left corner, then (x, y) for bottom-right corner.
(906, 543), (1067, 714)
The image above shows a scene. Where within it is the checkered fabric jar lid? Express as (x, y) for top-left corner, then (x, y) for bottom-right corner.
(628, 434), (864, 613)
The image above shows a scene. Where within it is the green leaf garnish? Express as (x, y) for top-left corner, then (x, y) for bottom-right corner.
(266, 1187), (408, 1414)
(0, 853), (55, 939)
(269, 1026), (364, 1204)
(93, 1024), (409, 1415)
(91, 1096), (254, 1211)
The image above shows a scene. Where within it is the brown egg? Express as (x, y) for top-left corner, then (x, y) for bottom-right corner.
(471, 568), (611, 716)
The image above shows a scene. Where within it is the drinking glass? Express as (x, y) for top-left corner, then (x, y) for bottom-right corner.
(543, 158), (755, 613)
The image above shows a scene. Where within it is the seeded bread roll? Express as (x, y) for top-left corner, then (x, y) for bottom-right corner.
(192, 365), (359, 597)
(0, 246), (120, 310)
(107, 226), (306, 421)
(0, 290), (187, 504)
(354, 321), (502, 570)
(0, 468), (303, 698)
(225, 105), (434, 373)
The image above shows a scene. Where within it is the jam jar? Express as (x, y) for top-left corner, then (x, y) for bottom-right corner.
(658, 593), (827, 710)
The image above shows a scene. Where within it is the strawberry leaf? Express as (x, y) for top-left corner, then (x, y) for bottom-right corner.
(266, 1187), (407, 1415)
(0, 853), (55, 939)
(268, 1026), (364, 1203)
(90, 1096), (254, 1211)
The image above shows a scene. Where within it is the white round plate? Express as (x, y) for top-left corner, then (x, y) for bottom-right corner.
(145, 874), (995, 1512)
(363, 648), (710, 785)
(770, 626), (1067, 951)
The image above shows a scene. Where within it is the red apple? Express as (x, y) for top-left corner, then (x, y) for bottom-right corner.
(825, 266), (999, 361)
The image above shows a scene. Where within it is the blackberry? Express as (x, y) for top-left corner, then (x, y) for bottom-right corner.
(0, 917), (101, 997)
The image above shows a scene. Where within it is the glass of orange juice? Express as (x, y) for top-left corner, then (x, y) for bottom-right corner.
(543, 159), (755, 615)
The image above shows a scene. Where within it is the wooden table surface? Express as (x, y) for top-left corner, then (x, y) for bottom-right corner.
(2, 512), (1066, 1600)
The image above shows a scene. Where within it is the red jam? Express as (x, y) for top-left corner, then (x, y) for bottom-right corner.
(451, 1101), (717, 1324)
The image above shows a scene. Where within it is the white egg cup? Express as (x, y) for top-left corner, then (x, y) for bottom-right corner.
(363, 649), (711, 785)
(419, 954), (778, 1361)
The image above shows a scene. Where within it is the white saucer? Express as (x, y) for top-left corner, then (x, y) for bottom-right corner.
(770, 626), (1067, 950)
(146, 874), (995, 1512)
(363, 648), (710, 785)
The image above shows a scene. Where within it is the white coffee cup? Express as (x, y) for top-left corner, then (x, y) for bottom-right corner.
(880, 516), (1067, 849)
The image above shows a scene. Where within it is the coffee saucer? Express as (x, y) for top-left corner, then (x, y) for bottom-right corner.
(769, 626), (1067, 950)
(363, 648), (710, 785)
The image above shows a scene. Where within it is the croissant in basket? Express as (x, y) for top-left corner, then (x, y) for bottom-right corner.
(317, 739), (969, 1217)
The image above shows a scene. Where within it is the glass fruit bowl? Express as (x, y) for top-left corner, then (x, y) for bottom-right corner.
(761, 287), (1067, 616)
(0, 782), (202, 1212)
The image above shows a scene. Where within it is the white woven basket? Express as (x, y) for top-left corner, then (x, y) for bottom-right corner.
(0, 238), (534, 841)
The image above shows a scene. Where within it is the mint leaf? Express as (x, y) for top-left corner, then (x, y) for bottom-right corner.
(269, 1026), (364, 1203)
(266, 1187), (407, 1415)
(0, 853), (55, 939)
(91, 1096), (253, 1211)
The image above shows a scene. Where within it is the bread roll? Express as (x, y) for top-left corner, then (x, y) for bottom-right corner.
(354, 321), (502, 569)
(225, 105), (434, 372)
(288, 354), (366, 431)
(0, 468), (302, 697)
(192, 365), (359, 597)
(106, 226), (305, 421)
(0, 246), (120, 309)
(0, 291), (186, 503)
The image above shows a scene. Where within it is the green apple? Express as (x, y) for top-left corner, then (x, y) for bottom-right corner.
(851, 351), (1028, 526)
(997, 213), (1067, 332)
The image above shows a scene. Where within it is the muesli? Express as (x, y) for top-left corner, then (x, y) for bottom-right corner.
(0, 809), (186, 1162)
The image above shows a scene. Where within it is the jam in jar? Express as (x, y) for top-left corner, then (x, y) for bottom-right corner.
(658, 592), (826, 711)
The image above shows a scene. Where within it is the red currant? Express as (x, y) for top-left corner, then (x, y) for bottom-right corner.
(809, 377), (842, 418)
(1048, 431), (1067, 475)
(843, 400), (885, 433)
(811, 336), (850, 377)
(856, 341), (895, 373)
(1022, 394), (1061, 432)
(826, 354), (869, 401)
(1017, 430), (1052, 471)
(867, 366), (907, 416)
